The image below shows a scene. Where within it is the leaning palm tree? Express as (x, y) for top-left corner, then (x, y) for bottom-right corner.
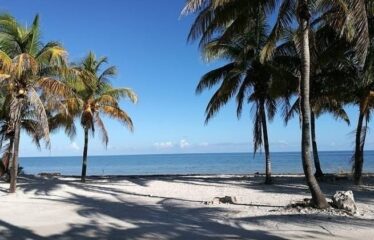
(182, 0), (368, 208)
(0, 14), (69, 192)
(68, 52), (137, 183)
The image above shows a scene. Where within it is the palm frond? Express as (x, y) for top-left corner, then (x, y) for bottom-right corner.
(101, 88), (138, 103)
(98, 66), (116, 83)
(48, 112), (76, 139)
(37, 77), (73, 98)
(94, 115), (109, 146)
(0, 49), (12, 71)
(36, 42), (67, 66)
(24, 14), (42, 56)
(22, 119), (42, 150)
(236, 70), (252, 118)
(260, 0), (296, 63)
(27, 88), (50, 148)
(100, 106), (134, 132)
(204, 72), (242, 123)
(196, 62), (236, 94)
(181, 0), (210, 16)
(283, 98), (300, 125)
(13, 53), (38, 79)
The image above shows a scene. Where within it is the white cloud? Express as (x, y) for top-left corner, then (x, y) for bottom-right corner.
(69, 142), (80, 151)
(179, 139), (190, 149)
(154, 141), (174, 149)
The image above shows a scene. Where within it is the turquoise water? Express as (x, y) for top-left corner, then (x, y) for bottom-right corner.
(19, 151), (374, 176)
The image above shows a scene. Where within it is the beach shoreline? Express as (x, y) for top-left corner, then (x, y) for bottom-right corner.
(0, 174), (373, 239)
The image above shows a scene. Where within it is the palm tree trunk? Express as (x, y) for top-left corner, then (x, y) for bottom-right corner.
(81, 127), (89, 183)
(9, 97), (23, 193)
(353, 112), (365, 185)
(260, 102), (272, 184)
(9, 118), (21, 193)
(298, 1), (328, 208)
(311, 111), (323, 178)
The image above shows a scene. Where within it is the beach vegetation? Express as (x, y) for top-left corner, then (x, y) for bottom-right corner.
(0, 14), (69, 192)
(182, 0), (369, 208)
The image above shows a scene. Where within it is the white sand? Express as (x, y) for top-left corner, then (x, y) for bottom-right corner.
(0, 174), (373, 239)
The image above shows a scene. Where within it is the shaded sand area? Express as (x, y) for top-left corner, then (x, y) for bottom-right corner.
(0, 175), (373, 239)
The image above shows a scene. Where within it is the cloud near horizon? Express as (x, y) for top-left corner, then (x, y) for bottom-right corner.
(179, 139), (190, 149)
(69, 142), (80, 151)
(154, 141), (174, 149)
(153, 138), (192, 150)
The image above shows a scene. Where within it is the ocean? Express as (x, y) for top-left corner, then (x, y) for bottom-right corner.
(18, 151), (374, 176)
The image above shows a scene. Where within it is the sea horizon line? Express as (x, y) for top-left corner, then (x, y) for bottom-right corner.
(19, 149), (374, 159)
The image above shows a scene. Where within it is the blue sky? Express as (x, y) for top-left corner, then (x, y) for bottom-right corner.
(1, 0), (372, 156)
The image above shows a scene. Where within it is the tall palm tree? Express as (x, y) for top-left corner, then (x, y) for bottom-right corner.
(0, 14), (69, 192)
(189, 5), (297, 184)
(352, 84), (373, 185)
(261, 1), (368, 206)
(283, 25), (352, 178)
(67, 52), (137, 183)
(182, 0), (368, 208)
(197, 41), (277, 184)
(352, 2), (373, 184)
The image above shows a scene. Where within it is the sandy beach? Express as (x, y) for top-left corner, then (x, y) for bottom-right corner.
(0, 174), (373, 239)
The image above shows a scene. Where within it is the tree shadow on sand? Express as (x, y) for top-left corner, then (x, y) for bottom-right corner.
(0, 192), (289, 240)
(1, 175), (373, 239)
(4, 174), (374, 205)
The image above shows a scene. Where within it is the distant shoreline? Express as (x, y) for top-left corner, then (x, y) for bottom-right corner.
(19, 150), (374, 159)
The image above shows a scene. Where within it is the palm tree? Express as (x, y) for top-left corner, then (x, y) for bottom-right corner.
(197, 41), (277, 184)
(0, 14), (69, 192)
(283, 25), (352, 178)
(352, 86), (373, 185)
(188, 4), (298, 184)
(182, 0), (368, 208)
(263, 0), (367, 208)
(67, 52), (137, 183)
(352, 3), (373, 184)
